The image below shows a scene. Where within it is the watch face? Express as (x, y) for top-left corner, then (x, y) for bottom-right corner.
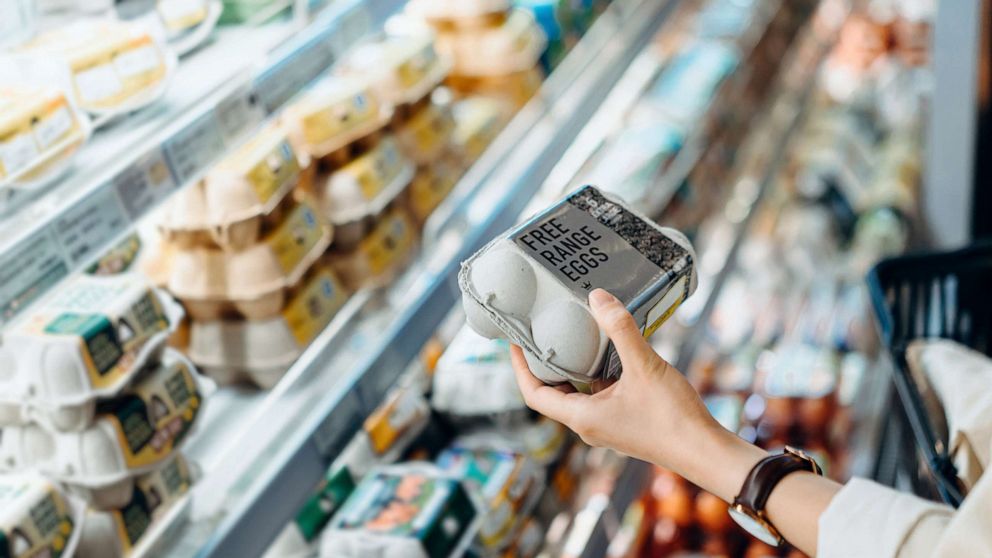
(728, 506), (780, 547)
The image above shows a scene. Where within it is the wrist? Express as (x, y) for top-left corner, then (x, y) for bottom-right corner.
(665, 420), (768, 503)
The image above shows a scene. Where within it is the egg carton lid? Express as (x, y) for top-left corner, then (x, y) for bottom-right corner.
(406, 0), (511, 20)
(321, 142), (416, 226)
(0, 474), (86, 558)
(167, 0), (222, 56)
(438, 9), (547, 77)
(339, 35), (451, 107)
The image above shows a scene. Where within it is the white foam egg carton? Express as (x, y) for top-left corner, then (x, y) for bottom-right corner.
(186, 267), (349, 388)
(75, 453), (195, 558)
(0, 275), (183, 431)
(338, 34), (450, 108)
(434, 9), (546, 77)
(0, 474), (85, 558)
(0, 349), (206, 506)
(166, 200), (332, 320)
(283, 75), (394, 159)
(432, 326), (525, 417)
(459, 185), (697, 387)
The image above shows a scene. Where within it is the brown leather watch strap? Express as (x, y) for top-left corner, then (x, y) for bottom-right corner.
(734, 447), (821, 512)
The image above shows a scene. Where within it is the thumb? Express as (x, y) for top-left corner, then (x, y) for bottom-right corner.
(588, 288), (657, 375)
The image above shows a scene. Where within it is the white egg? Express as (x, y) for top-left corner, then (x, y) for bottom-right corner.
(523, 349), (570, 385)
(531, 301), (600, 379)
(469, 248), (536, 317)
(462, 292), (504, 339)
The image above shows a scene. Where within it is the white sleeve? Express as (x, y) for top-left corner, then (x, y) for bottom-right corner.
(818, 475), (992, 558)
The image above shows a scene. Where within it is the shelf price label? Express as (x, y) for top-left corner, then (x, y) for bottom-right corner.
(254, 37), (334, 115)
(0, 229), (69, 323)
(54, 187), (129, 267)
(327, 4), (371, 56)
(312, 391), (364, 458)
(114, 150), (177, 220)
(164, 112), (226, 185)
(215, 82), (265, 146)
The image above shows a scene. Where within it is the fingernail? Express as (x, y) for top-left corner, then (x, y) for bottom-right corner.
(589, 288), (615, 310)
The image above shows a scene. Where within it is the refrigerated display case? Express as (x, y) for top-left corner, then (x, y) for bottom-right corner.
(0, 0), (940, 556)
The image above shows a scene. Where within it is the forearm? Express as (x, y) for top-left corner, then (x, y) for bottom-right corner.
(658, 421), (842, 556)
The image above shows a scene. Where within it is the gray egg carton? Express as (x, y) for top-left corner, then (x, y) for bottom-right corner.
(459, 185), (697, 386)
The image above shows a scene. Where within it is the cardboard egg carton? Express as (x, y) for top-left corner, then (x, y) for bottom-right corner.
(449, 97), (507, 165)
(283, 75), (395, 160)
(338, 35), (450, 109)
(0, 348), (206, 509)
(186, 267), (349, 388)
(166, 200), (333, 321)
(312, 137), (415, 250)
(404, 154), (462, 223)
(435, 9), (547, 77)
(328, 205), (418, 291)
(445, 68), (543, 112)
(406, 0), (511, 29)
(0, 275), (183, 432)
(76, 453), (195, 558)
(393, 98), (455, 165)
(459, 186), (697, 387)
(159, 125), (304, 251)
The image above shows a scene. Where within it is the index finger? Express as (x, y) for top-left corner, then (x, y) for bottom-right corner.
(510, 345), (584, 425)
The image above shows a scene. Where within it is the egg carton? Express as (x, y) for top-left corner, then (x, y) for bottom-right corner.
(449, 97), (507, 164)
(75, 453), (195, 558)
(320, 463), (483, 558)
(394, 99), (455, 165)
(283, 75), (395, 160)
(406, 0), (511, 26)
(459, 185), (697, 387)
(0, 474), (85, 558)
(328, 206), (418, 291)
(159, 125), (304, 251)
(431, 326), (526, 417)
(166, 200), (332, 320)
(0, 275), (183, 431)
(162, 0), (222, 56)
(0, 348), (206, 509)
(445, 67), (543, 113)
(338, 34), (450, 108)
(404, 154), (462, 223)
(435, 9), (547, 77)
(0, 83), (93, 192)
(17, 19), (178, 124)
(187, 267), (348, 388)
(314, 137), (415, 250)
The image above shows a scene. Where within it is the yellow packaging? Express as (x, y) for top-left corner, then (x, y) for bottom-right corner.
(363, 387), (430, 455)
(395, 101), (455, 164)
(451, 97), (505, 163)
(157, 0), (209, 33)
(407, 155), (462, 222)
(0, 477), (79, 558)
(206, 125), (301, 220)
(284, 77), (392, 158)
(330, 207), (417, 291)
(0, 88), (84, 181)
(281, 269), (349, 347)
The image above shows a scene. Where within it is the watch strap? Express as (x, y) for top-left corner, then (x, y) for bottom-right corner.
(734, 447), (821, 512)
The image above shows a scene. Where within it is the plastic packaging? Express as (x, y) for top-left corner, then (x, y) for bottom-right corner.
(0, 86), (91, 190)
(75, 453), (195, 558)
(405, 155), (462, 222)
(329, 206), (418, 291)
(315, 137), (414, 249)
(459, 185), (697, 387)
(160, 125), (304, 251)
(320, 463), (481, 558)
(0, 475), (83, 558)
(0, 275), (182, 432)
(339, 35), (449, 107)
(187, 268), (348, 388)
(283, 76), (394, 159)
(435, 9), (547, 77)
(0, 349), (204, 507)
(436, 444), (544, 551)
(166, 201), (332, 320)
(394, 99), (455, 165)
(19, 19), (177, 119)
(432, 326), (525, 417)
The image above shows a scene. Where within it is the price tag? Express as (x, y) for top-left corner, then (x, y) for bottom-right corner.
(312, 391), (364, 457)
(0, 229), (69, 323)
(328, 5), (371, 56)
(215, 83), (265, 145)
(54, 187), (129, 267)
(114, 149), (177, 220)
(254, 37), (334, 114)
(163, 112), (226, 184)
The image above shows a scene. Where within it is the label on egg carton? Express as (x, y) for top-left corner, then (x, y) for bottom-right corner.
(0, 476), (81, 558)
(460, 185), (696, 386)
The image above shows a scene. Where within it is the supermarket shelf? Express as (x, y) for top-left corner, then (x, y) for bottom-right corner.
(172, 1), (683, 557)
(0, 0), (395, 325)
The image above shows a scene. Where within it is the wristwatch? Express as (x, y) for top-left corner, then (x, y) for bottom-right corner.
(728, 446), (822, 546)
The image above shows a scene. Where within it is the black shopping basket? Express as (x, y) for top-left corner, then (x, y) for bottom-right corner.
(867, 242), (992, 507)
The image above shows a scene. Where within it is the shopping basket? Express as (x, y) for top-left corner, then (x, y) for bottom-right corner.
(866, 242), (992, 507)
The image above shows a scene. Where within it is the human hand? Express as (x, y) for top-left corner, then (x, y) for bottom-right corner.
(512, 288), (765, 500)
